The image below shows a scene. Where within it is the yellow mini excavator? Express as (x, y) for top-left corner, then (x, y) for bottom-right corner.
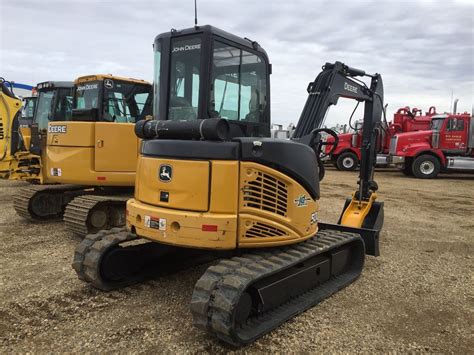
(73, 26), (385, 346)
(1, 78), (74, 182)
(14, 74), (152, 236)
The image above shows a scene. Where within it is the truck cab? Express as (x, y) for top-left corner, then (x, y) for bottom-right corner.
(325, 106), (434, 171)
(389, 112), (474, 178)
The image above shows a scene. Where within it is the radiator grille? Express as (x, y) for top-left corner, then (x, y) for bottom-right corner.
(389, 136), (398, 155)
(245, 222), (287, 238)
(243, 171), (288, 216)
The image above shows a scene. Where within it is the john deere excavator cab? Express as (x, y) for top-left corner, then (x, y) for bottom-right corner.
(29, 81), (74, 156)
(0, 79), (73, 182)
(153, 26), (270, 137)
(74, 25), (384, 346)
(14, 75), (153, 237)
(72, 75), (151, 123)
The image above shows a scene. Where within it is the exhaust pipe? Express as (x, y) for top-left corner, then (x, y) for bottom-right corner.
(453, 98), (459, 114)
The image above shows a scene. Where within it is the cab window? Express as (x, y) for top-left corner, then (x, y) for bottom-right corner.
(52, 89), (73, 121)
(446, 118), (465, 131)
(35, 90), (54, 130)
(103, 80), (152, 123)
(75, 82), (100, 110)
(168, 37), (201, 120)
(210, 41), (267, 123)
(22, 98), (36, 120)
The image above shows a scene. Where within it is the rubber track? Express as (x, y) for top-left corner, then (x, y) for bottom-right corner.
(64, 195), (130, 237)
(73, 227), (222, 292)
(13, 184), (84, 221)
(72, 227), (138, 291)
(190, 229), (363, 346)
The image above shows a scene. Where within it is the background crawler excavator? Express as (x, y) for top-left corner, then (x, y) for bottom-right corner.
(14, 75), (152, 237)
(73, 25), (385, 346)
(1, 78), (74, 182)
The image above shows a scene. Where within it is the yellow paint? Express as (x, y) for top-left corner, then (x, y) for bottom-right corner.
(46, 145), (135, 185)
(0, 90), (42, 181)
(340, 192), (377, 228)
(44, 73), (151, 185)
(136, 157), (211, 211)
(75, 74), (150, 86)
(127, 198), (238, 249)
(94, 123), (138, 172)
(238, 162), (318, 247)
(3, 74), (149, 186)
(19, 126), (31, 149)
(47, 122), (95, 147)
(209, 161), (239, 214)
(128, 158), (319, 250)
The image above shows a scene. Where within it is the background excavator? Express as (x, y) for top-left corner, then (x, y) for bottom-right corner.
(73, 25), (385, 346)
(14, 75), (153, 237)
(0, 78), (74, 182)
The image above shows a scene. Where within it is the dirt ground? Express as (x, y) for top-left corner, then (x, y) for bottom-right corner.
(0, 169), (472, 353)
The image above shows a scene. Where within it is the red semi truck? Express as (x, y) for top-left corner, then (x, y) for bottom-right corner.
(389, 111), (474, 178)
(325, 106), (436, 170)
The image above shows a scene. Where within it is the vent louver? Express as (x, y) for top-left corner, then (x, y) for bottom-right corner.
(243, 171), (288, 216)
(245, 222), (287, 238)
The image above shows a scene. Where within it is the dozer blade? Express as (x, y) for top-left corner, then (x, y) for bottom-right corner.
(330, 193), (384, 257)
(319, 222), (380, 257)
(190, 228), (365, 347)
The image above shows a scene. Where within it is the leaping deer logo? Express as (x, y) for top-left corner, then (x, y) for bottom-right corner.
(159, 165), (172, 182)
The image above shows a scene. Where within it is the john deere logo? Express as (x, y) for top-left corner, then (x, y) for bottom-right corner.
(159, 164), (172, 182)
(104, 79), (114, 89)
(294, 194), (311, 207)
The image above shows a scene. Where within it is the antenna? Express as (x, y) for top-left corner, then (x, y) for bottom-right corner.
(194, 0), (198, 26)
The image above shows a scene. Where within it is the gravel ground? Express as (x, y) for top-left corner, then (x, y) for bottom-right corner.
(0, 169), (473, 353)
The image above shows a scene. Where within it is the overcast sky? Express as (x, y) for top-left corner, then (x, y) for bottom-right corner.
(1, 0), (472, 126)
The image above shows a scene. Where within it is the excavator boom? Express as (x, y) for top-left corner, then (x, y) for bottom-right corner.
(293, 61), (384, 242)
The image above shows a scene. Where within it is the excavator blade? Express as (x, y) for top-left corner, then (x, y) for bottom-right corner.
(320, 195), (384, 257)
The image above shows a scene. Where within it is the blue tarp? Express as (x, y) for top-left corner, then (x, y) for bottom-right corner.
(11, 82), (34, 91)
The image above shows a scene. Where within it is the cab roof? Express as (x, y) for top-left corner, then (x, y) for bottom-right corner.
(75, 74), (151, 86)
(36, 81), (74, 90)
(154, 24), (269, 60)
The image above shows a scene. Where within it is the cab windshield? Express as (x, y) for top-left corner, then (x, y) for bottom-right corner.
(75, 80), (151, 123)
(103, 80), (152, 123)
(35, 89), (73, 130)
(431, 118), (444, 131)
(75, 81), (100, 110)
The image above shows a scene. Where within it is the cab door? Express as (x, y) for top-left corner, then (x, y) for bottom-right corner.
(94, 122), (138, 172)
(440, 117), (468, 153)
